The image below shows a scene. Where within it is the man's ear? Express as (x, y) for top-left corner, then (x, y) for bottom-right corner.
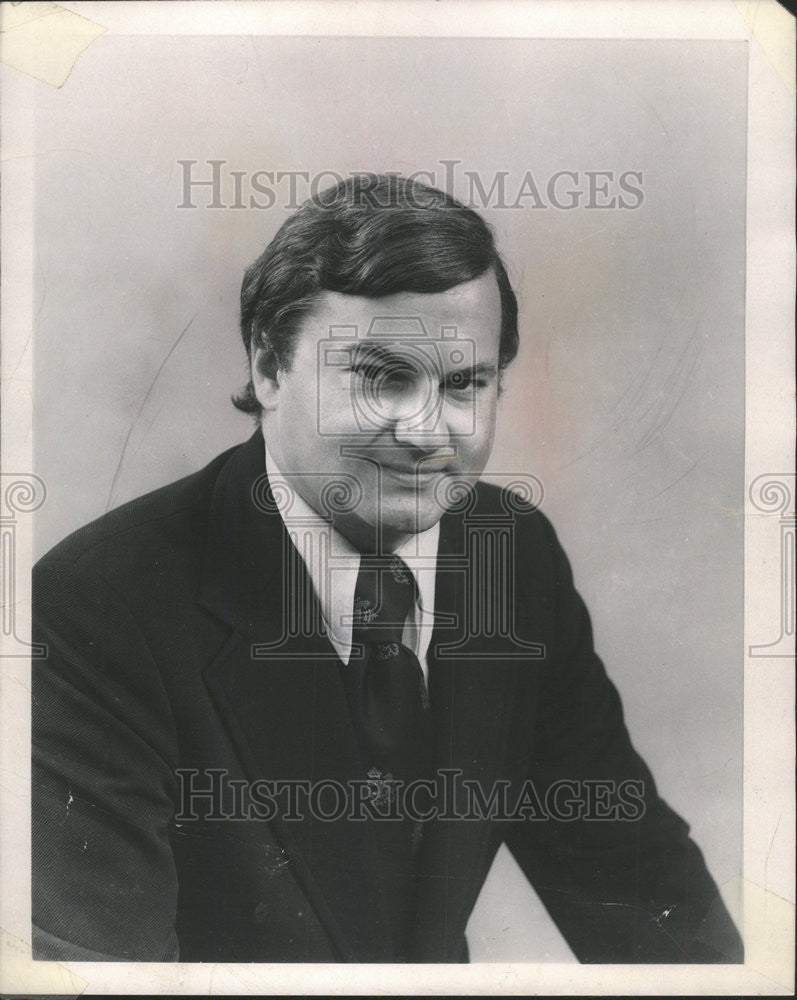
(251, 344), (282, 412)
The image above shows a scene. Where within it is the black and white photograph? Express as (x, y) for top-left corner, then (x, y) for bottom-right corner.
(0, 1), (793, 995)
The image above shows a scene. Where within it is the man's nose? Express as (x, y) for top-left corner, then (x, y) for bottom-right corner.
(391, 381), (451, 450)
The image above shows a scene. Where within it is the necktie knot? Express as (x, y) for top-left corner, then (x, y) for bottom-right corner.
(352, 554), (417, 646)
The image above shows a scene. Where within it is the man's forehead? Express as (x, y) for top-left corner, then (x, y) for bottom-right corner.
(303, 272), (502, 338)
(327, 317), (469, 348)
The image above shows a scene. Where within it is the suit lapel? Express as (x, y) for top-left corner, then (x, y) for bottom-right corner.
(198, 432), (394, 961)
(411, 499), (522, 961)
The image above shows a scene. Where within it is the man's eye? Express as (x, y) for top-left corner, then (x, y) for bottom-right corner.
(348, 363), (414, 390)
(444, 371), (485, 393)
(348, 362), (403, 382)
(347, 363), (382, 382)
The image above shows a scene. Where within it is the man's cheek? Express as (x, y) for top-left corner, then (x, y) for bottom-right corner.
(461, 411), (497, 469)
(476, 398), (498, 452)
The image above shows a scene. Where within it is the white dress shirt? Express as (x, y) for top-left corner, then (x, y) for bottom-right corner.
(265, 446), (439, 680)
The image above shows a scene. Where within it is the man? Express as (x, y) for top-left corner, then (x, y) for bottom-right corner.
(32, 174), (742, 963)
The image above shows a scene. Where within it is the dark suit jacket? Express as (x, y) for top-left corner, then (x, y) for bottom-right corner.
(32, 430), (742, 963)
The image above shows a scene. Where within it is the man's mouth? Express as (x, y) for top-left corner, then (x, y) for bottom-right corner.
(379, 461), (449, 486)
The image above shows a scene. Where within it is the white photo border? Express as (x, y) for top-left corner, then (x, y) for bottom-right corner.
(1, 1), (794, 995)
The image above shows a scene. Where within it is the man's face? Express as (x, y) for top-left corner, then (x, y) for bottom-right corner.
(255, 271), (502, 547)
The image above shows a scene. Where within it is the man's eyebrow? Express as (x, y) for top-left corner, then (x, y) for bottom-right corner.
(347, 342), (404, 366)
(464, 362), (498, 378)
(347, 343), (498, 377)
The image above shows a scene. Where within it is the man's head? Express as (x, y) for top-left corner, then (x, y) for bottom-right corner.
(236, 174), (520, 548)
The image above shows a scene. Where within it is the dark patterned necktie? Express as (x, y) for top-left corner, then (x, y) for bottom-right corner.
(351, 553), (433, 789)
(348, 553), (434, 960)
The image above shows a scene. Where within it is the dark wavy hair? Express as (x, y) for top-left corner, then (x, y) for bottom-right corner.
(233, 173), (519, 415)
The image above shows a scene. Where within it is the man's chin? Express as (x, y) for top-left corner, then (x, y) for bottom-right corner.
(374, 497), (448, 537)
(334, 476), (468, 546)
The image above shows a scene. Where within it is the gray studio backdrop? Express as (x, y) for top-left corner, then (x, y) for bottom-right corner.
(33, 36), (746, 960)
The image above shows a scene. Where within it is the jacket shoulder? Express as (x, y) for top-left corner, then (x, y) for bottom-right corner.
(35, 443), (240, 576)
(472, 478), (559, 547)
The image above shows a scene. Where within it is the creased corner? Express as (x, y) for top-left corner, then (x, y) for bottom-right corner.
(733, 0), (796, 95)
(722, 874), (796, 991)
(0, 926), (88, 996)
(0, 2), (106, 89)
